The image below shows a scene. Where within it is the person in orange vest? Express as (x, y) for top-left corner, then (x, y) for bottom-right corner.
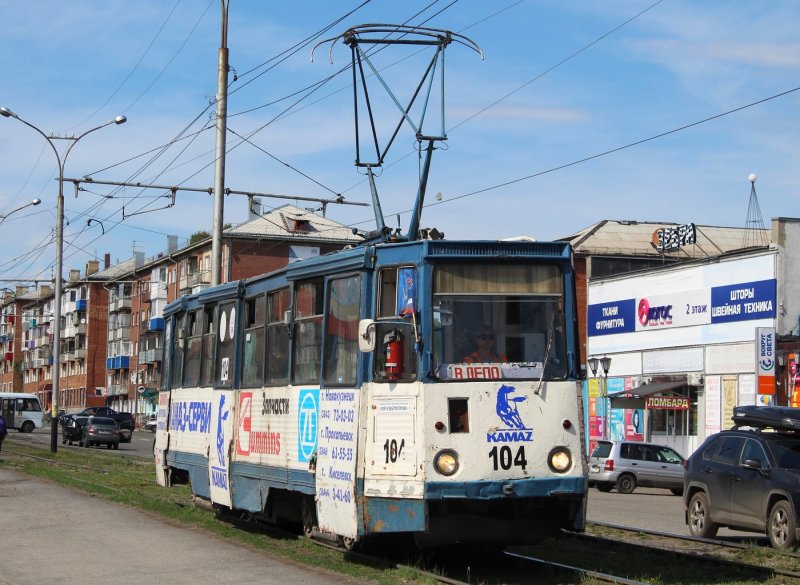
(462, 325), (508, 364)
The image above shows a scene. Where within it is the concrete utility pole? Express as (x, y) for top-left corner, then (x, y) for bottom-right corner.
(211, 0), (230, 287)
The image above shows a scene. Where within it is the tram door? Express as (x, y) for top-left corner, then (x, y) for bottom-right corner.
(209, 302), (237, 507)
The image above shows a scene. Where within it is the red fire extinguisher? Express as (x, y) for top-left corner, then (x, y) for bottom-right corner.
(384, 329), (404, 381)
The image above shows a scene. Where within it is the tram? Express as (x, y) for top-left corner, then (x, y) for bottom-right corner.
(154, 238), (587, 546)
(153, 25), (587, 548)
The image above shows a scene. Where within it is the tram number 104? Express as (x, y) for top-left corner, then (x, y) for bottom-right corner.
(488, 445), (527, 471)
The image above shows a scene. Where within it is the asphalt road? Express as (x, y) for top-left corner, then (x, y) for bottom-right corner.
(11, 424), (155, 457)
(586, 484), (770, 544)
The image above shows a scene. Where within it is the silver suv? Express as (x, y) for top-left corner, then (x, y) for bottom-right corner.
(589, 440), (685, 495)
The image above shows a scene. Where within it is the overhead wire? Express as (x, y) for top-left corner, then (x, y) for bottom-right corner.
(70, 0), (184, 129)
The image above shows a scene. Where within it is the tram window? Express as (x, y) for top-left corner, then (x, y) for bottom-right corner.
(215, 302), (235, 388)
(373, 267), (417, 383)
(448, 398), (469, 433)
(171, 313), (186, 388)
(431, 263), (567, 381)
(183, 310), (202, 387)
(200, 305), (216, 386)
(323, 275), (361, 386)
(266, 288), (290, 385)
(292, 279), (324, 384)
(162, 318), (173, 390)
(241, 295), (266, 388)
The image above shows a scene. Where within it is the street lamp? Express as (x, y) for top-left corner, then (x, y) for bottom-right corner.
(0, 198), (41, 224)
(588, 356), (612, 439)
(1, 106), (126, 453)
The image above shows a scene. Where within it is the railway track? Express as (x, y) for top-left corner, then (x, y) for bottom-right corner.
(587, 520), (800, 578)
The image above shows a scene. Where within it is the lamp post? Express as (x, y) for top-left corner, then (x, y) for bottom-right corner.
(1, 106), (126, 452)
(588, 356), (612, 439)
(0, 198), (41, 224)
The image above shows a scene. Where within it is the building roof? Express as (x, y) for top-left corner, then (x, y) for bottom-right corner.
(224, 204), (362, 244)
(88, 256), (140, 281)
(558, 219), (771, 259)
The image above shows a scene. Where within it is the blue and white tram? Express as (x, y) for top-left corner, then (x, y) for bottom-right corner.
(154, 238), (587, 547)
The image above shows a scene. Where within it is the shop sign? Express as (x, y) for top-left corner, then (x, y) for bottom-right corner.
(587, 299), (635, 336)
(646, 396), (690, 410)
(756, 327), (776, 395)
(710, 279), (776, 324)
(652, 224), (696, 252)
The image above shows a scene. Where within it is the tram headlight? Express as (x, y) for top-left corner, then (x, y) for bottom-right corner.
(434, 450), (459, 476)
(548, 447), (572, 473)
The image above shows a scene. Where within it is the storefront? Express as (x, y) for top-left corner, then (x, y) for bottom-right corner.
(585, 250), (778, 457)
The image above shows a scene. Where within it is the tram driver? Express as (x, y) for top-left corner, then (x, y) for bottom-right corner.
(462, 325), (508, 364)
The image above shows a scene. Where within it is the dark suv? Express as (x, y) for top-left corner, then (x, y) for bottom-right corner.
(684, 405), (800, 549)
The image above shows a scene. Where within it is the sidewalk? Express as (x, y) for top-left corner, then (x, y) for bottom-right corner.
(0, 467), (361, 585)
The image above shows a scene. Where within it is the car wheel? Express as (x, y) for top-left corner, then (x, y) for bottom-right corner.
(768, 500), (798, 550)
(62, 435), (67, 445)
(688, 491), (718, 539)
(21, 421), (34, 433)
(106, 443), (113, 450)
(670, 488), (684, 497)
(113, 443), (119, 450)
(596, 483), (614, 493)
(616, 474), (636, 494)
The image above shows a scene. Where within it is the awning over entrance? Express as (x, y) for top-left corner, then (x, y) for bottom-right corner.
(608, 380), (686, 410)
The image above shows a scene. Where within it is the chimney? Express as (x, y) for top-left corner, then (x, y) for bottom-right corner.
(134, 251), (145, 269)
(69, 269), (81, 282)
(39, 285), (52, 298)
(15, 286), (27, 297)
(85, 260), (100, 276)
(248, 196), (263, 221)
(167, 235), (178, 253)
(104, 253), (111, 269)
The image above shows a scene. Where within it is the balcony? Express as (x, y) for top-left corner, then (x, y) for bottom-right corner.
(139, 348), (163, 364)
(63, 322), (86, 338)
(110, 297), (132, 312)
(74, 348), (86, 360)
(148, 317), (165, 332)
(106, 355), (130, 370)
(76, 299), (87, 311)
(106, 384), (128, 397)
(109, 326), (131, 341)
(4, 351), (12, 361)
(60, 351), (74, 363)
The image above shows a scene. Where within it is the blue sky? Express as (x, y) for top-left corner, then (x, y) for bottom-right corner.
(1, 0), (798, 283)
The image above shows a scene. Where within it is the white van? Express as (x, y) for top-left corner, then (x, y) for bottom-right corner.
(0, 392), (44, 433)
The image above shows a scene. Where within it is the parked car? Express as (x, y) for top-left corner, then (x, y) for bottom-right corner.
(684, 405), (800, 550)
(80, 416), (121, 450)
(144, 415), (157, 433)
(589, 439), (685, 495)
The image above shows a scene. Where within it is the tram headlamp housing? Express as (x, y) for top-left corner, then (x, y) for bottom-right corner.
(434, 450), (459, 476)
(548, 447), (572, 473)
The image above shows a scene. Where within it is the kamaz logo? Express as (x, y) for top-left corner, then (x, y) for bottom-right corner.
(487, 430), (533, 443)
(486, 385), (533, 443)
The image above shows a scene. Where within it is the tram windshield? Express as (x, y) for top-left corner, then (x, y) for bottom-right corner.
(432, 263), (567, 381)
